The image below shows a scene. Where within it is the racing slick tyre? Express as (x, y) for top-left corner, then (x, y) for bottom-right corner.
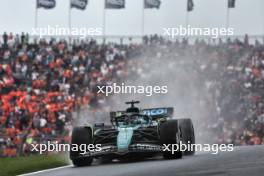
(70, 126), (93, 167)
(160, 120), (182, 159)
(179, 119), (195, 156)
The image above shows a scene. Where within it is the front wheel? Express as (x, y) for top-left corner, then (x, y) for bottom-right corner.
(70, 127), (93, 166)
(72, 158), (93, 167)
(179, 119), (195, 156)
(160, 120), (182, 159)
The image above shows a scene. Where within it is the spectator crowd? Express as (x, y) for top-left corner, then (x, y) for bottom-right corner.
(0, 32), (141, 157)
(0, 33), (263, 157)
(140, 35), (264, 146)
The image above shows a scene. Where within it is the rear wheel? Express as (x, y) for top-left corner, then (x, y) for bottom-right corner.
(70, 126), (93, 166)
(179, 119), (195, 155)
(160, 120), (182, 159)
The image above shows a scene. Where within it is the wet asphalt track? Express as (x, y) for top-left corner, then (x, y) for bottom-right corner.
(23, 145), (264, 176)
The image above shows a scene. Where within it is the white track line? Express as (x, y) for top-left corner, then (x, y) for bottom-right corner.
(18, 165), (73, 176)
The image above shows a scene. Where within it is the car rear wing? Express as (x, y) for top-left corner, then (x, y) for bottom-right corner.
(110, 107), (174, 121)
(141, 107), (174, 118)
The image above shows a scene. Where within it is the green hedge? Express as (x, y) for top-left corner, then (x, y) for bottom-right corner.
(0, 154), (69, 176)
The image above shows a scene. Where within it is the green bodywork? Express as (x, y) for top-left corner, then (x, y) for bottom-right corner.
(115, 114), (150, 152)
(117, 126), (140, 152)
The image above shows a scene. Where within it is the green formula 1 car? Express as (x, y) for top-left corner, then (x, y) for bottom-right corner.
(70, 101), (195, 166)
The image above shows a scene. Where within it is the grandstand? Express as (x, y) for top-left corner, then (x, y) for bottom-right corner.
(1, 33), (264, 157)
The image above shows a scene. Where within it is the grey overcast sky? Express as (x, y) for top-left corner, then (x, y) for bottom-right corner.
(0, 0), (263, 36)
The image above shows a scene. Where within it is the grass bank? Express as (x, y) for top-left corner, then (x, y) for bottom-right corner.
(0, 154), (69, 176)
